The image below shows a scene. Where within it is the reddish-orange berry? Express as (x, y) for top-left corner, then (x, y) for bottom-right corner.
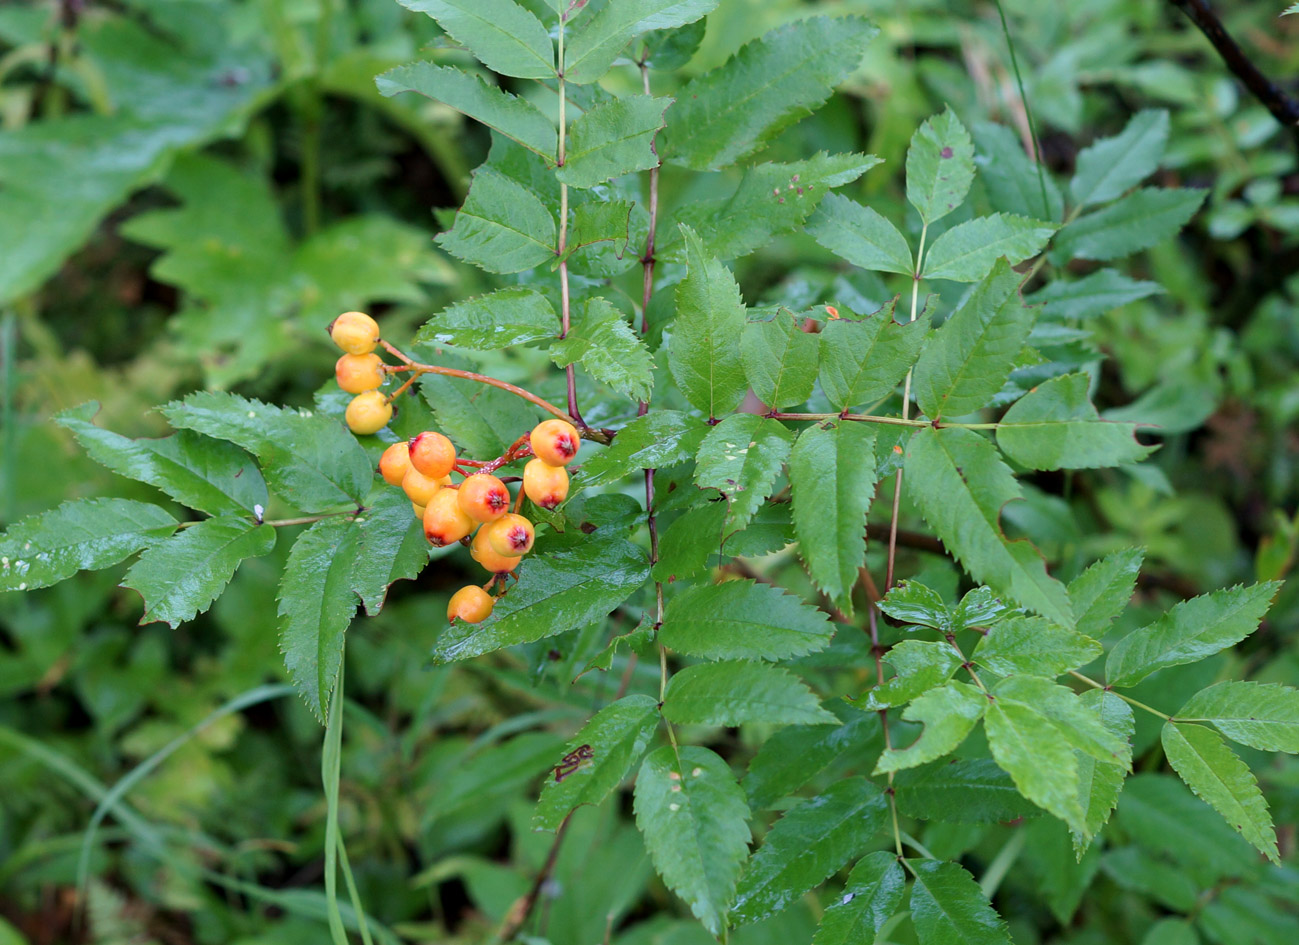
(457, 473), (510, 522)
(447, 585), (494, 624)
(402, 467), (449, 506)
(345, 391), (392, 435)
(483, 513), (535, 557)
(329, 311), (380, 355)
(522, 459), (569, 509)
(423, 488), (475, 546)
(471, 526), (521, 574)
(409, 431), (456, 479)
(379, 442), (411, 487)
(335, 352), (385, 394)
(530, 419), (580, 466)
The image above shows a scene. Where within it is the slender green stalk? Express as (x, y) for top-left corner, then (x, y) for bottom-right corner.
(992, 0), (1051, 220)
(323, 665), (349, 945)
(1, 310), (16, 523)
(1069, 670), (1171, 720)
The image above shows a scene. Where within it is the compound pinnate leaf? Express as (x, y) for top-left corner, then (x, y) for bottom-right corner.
(996, 374), (1154, 470)
(0, 499), (177, 593)
(1051, 187), (1207, 262)
(732, 778), (888, 924)
(741, 309), (819, 408)
(122, 517), (275, 628)
(972, 617), (1102, 678)
(564, 0), (718, 85)
(663, 661), (837, 727)
(375, 62), (557, 158)
(856, 640), (962, 711)
(669, 226), (748, 417)
(818, 300), (931, 411)
(909, 859), (1012, 945)
(662, 16), (879, 170)
(633, 745), (751, 935)
(556, 94), (672, 188)
(415, 287), (559, 350)
(997, 676), (1130, 767)
(812, 851), (906, 945)
(534, 694), (660, 831)
(790, 422), (877, 613)
(694, 414), (793, 530)
(894, 758), (1042, 825)
(874, 681), (987, 774)
(397, 0), (554, 79)
(1177, 681), (1299, 753)
(806, 194), (913, 275)
(435, 167), (557, 274)
(579, 410), (708, 488)
(1068, 548), (1144, 639)
(904, 427), (1074, 627)
(744, 702), (881, 809)
(431, 535), (648, 662)
(550, 297), (654, 401)
(906, 108), (976, 226)
(1161, 722), (1279, 863)
(1072, 689), (1133, 852)
(1070, 110), (1170, 209)
(1106, 582), (1281, 687)
(658, 579), (835, 662)
(921, 213), (1055, 283)
(350, 489), (429, 616)
(985, 692), (1087, 832)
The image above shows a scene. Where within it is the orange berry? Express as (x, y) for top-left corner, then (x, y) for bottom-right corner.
(484, 513), (534, 557)
(379, 442), (411, 487)
(530, 419), (580, 466)
(522, 459), (569, 509)
(402, 466), (450, 506)
(409, 431), (456, 479)
(423, 488), (475, 546)
(457, 473), (510, 522)
(345, 391), (392, 435)
(329, 311), (380, 355)
(447, 585), (494, 624)
(335, 352), (385, 394)
(471, 526), (521, 574)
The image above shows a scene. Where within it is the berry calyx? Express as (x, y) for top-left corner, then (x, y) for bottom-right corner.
(457, 473), (511, 523)
(402, 466), (450, 507)
(335, 352), (385, 394)
(530, 419), (580, 466)
(471, 526), (521, 574)
(345, 391), (392, 435)
(329, 311), (380, 355)
(379, 442), (411, 487)
(522, 459), (569, 509)
(409, 431), (456, 479)
(423, 488), (475, 546)
(483, 513), (535, 557)
(447, 585), (494, 624)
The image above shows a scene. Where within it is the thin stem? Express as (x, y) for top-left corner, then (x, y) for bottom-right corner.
(979, 826), (1025, 900)
(556, 12), (583, 425)
(1069, 670), (1171, 720)
(886, 222), (927, 590)
(947, 633), (989, 694)
(992, 0), (1050, 219)
(868, 602), (904, 858)
(494, 813), (572, 943)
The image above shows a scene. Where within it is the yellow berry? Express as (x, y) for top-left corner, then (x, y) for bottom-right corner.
(423, 488), (475, 546)
(335, 352), (385, 394)
(457, 473), (511, 523)
(483, 513), (534, 557)
(345, 391), (392, 435)
(329, 311), (380, 355)
(403, 466), (450, 507)
(412, 501), (426, 519)
(447, 585), (494, 623)
(471, 526), (521, 574)
(522, 459), (569, 509)
(530, 419), (580, 466)
(380, 442), (411, 487)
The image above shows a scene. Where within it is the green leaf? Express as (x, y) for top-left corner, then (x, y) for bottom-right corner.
(1070, 110), (1169, 209)
(909, 859), (1011, 945)
(643, 18), (707, 71)
(806, 194), (913, 275)
(894, 758), (1042, 825)
(1140, 920), (1198, 945)
(1072, 690), (1133, 852)
(417, 363), (544, 458)
(912, 259), (1034, 419)
(1068, 548), (1144, 639)
(533, 694), (660, 830)
(1177, 681), (1299, 753)
(951, 586), (1016, 632)
(633, 745), (750, 935)
(1051, 187), (1207, 262)
(0, 499), (177, 593)
(375, 62), (557, 158)
(556, 94), (671, 188)
(661, 16), (880, 170)
(741, 309), (819, 408)
(972, 121), (1064, 222)
(877, 580), (950, 629)
(921, 213), (1055, 283)
(431, 535), (648, 662)
(732, 778), (888, 924)
(549, 297), (654, 401)
(996, 374), (1154, 470)
(669, 226), (748, 417)
(818, 300), (931, 412)
(121, 518), (276, 628)
(906, 108), (976, 226)
(564, 0), (718, 85)
(905, 427), (1074, 627)
(1028, 268), (1162, 320)
(435, 167), (557, 273)
(658, 579), (835, 662)
(996, 676), (1131, 767)
(663, 661), (838, 727)
(350, 489), (429, 616)
(693, 414), (793, 530)
(972, 617), (1102, 677)
(1115, 774), (1259, 879)
(56, 403), (268, 516)
(1106, 582), (1281, 687)
(1161, 722), (1279, 863)
(653, 501), (727, 584)
(856, 640), (962, 711)
(985, 692), (1086, 832)
(790, 422), (877, 611)
(675, 153), (883, 261)
(744, 702), (881, 809)
(579, 411), (708, 488)
(874, 681), (987, 774)
(811, 851), (906, 945)
(278, 518), (362, 721)
(397, 0), (555, 79)
(414, 287), (560, 350)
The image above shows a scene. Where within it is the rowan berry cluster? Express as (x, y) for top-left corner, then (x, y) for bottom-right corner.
(328, 313), (580, 626)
